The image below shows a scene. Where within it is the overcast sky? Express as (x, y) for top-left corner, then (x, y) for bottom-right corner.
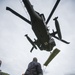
(0, 0), (75, 75)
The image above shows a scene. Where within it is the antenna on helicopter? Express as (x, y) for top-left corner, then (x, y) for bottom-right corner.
(19, 0), (30, 19)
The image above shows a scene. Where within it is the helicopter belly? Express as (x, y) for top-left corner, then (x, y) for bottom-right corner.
(32, 20), (49, 45)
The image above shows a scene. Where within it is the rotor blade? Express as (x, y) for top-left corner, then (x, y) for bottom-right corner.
(6, 7), (31, 25)
(46, 0), (60, 24)
(44, 48), (60, 66)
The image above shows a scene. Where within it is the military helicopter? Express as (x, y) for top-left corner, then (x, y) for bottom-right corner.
(6, 0), (70, 66)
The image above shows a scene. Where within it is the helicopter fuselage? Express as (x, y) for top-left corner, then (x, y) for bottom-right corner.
(23, 0), (55, 51)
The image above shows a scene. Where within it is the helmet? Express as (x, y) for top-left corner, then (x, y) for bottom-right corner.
(33, 57), (37, 62)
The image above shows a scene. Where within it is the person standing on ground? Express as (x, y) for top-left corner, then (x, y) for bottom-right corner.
(22, 57), (43, 75)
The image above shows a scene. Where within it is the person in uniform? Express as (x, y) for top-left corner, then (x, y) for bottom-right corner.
(22, 57), (43, 75)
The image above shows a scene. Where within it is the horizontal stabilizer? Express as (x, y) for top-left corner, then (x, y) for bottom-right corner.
(44, 48), (60, 66)
(30, 46), (35, 52)
(25, 34), (37, 50)
(52, 35), (70, 44)
(53, 16), (62, 39)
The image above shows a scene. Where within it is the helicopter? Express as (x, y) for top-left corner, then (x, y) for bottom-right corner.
(6, 0), (70, 66)
(6, 0), (69, 53)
